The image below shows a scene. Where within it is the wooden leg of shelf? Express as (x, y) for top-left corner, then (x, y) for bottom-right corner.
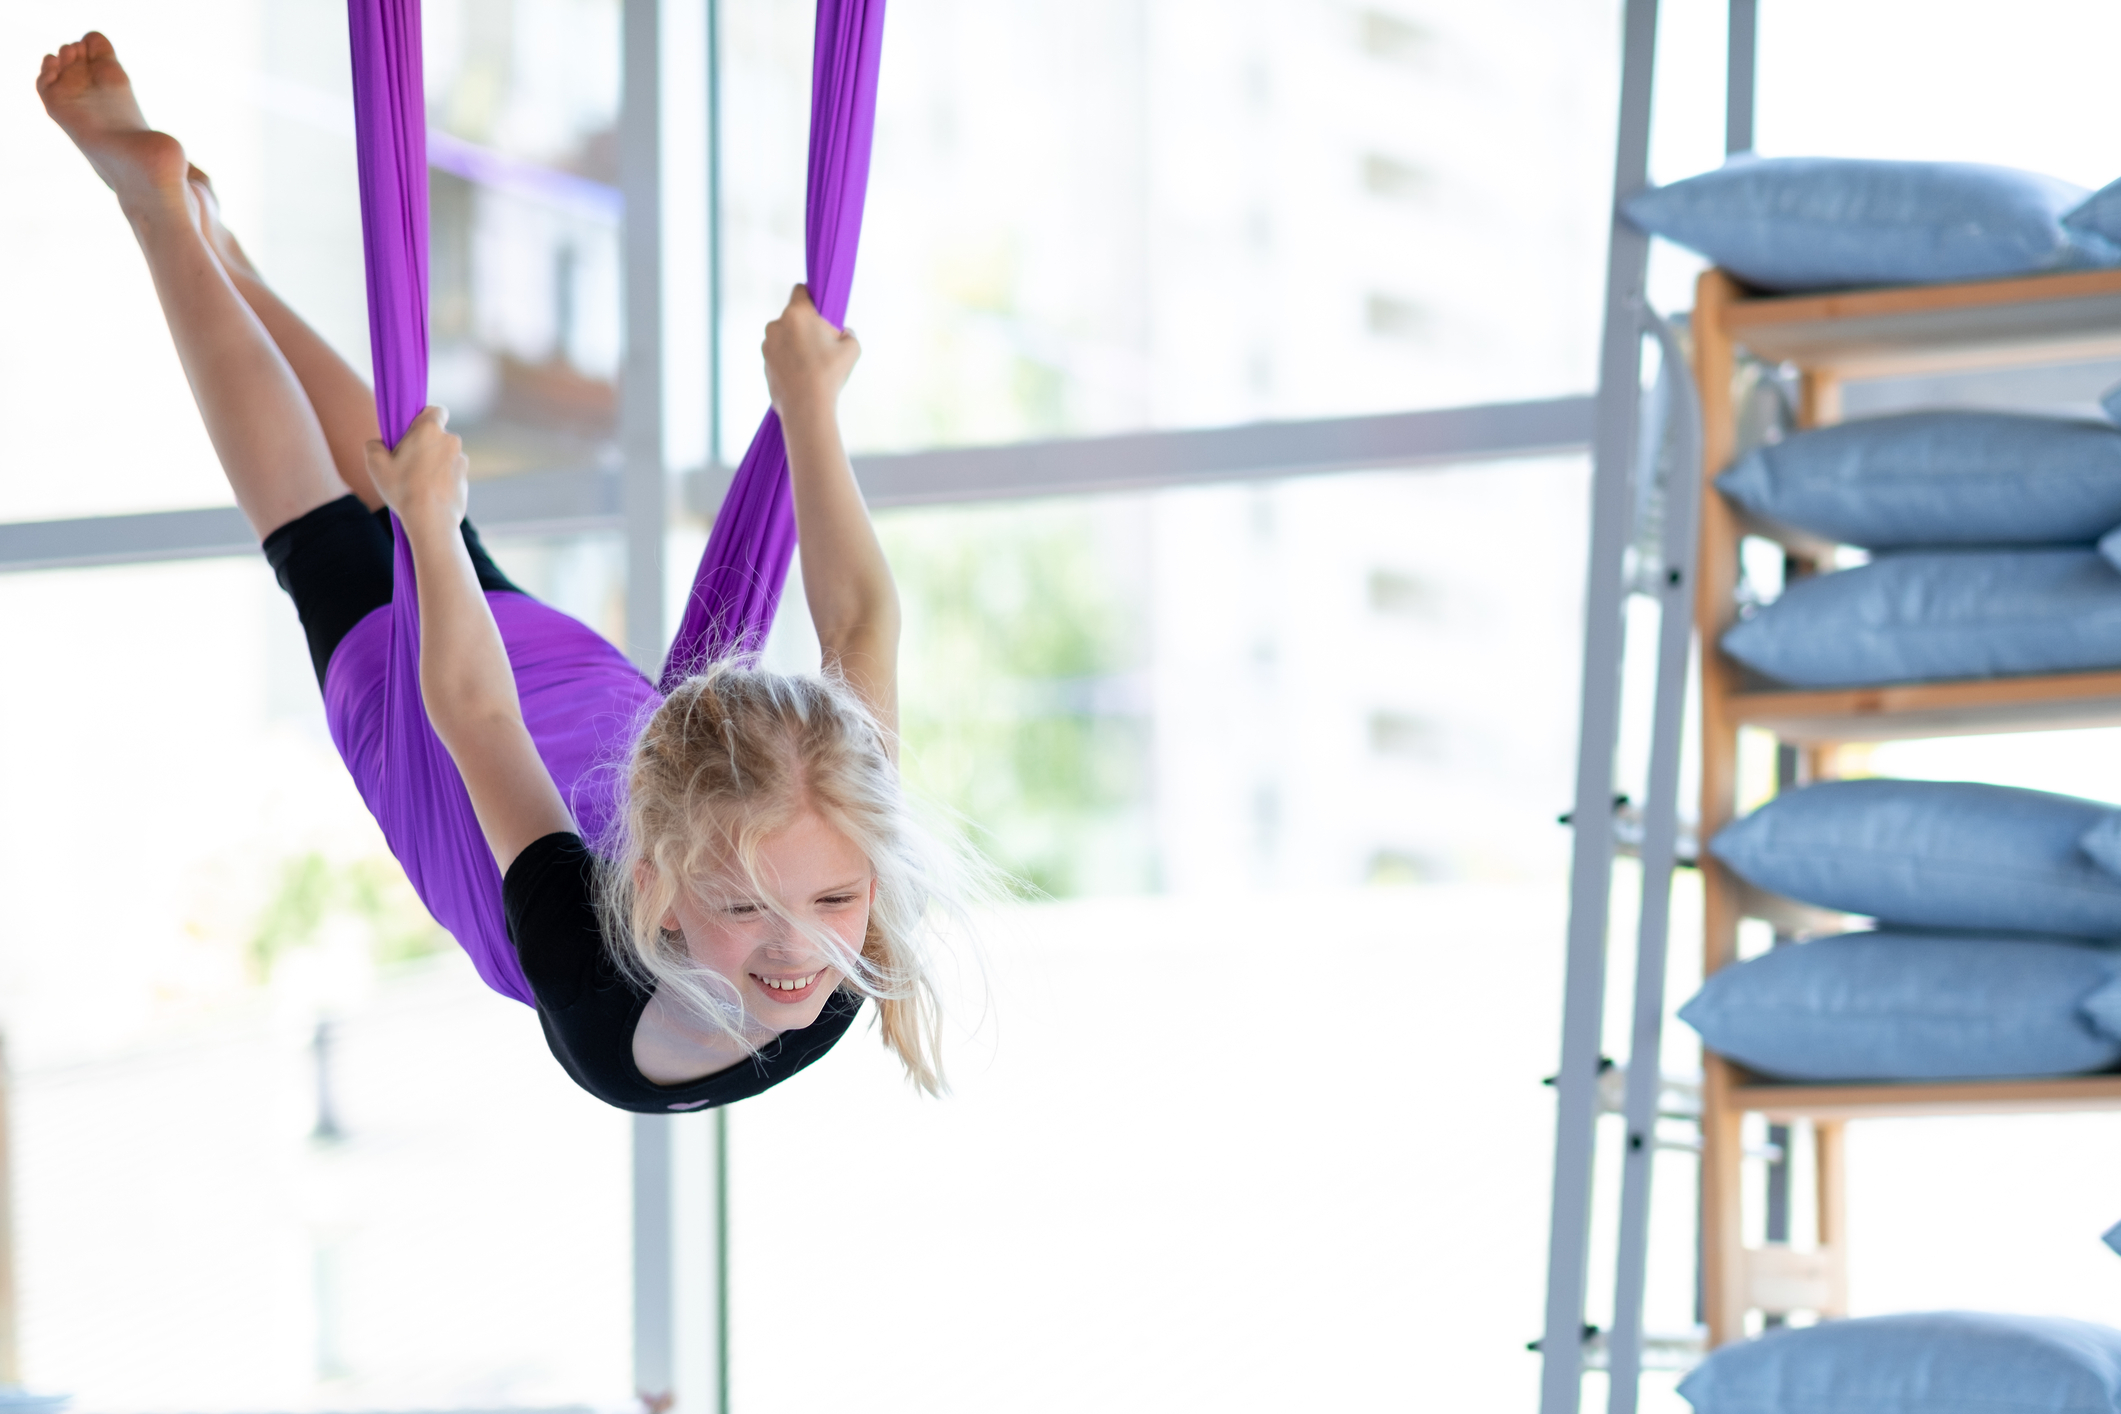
(1702, 1053), (1749, 1346)
(1799, 369), (1843, 430)
(1815, 1118), (1850, 1318)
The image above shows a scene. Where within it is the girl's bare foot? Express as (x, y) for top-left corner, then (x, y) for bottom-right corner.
(37, 32), (187, 218)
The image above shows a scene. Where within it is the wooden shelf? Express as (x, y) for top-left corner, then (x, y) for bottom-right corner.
(1724, 267), (2121, 378)
(1729, 1071), (2121, 1122)
(1727, 669), (2121, 743)
(1688, 264), (2121, 1344)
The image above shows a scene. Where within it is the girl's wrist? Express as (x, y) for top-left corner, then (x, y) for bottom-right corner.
(393, 492), (463, 537)
(774, 383), (840, 421)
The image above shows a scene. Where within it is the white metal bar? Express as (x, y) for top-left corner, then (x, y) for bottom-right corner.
(632, 1112), (676, 1399)
(621, 0), (665, 677)
(621, 2), (679, 1409)
(0, 400), (1593, 575)
(845, 396), (1593, 508)
(1605, 314), (1705, 1411)
(1726, 0), (1758, 156)
(705, 5), (731, 1409)
(0, 466), (621, 573)
(1539, 2), (1659, 1410)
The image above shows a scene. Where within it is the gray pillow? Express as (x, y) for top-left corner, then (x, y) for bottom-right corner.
(1721, 547), (2121, 688)
(1710, 779), (2121, 938)
(1719, 412), (2121, 549)
(1622, 156), (2119, 292)
(1679, 1311), (2121, 1413)
(1677, 931), (2121, 1082)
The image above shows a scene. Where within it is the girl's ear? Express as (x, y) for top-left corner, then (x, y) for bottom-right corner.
(635, 860), (683, 935)
(868, 876), (879, 905)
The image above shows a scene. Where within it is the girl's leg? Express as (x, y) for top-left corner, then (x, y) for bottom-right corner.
(189, 169), (387, 510)
(37, 33), (345, 538)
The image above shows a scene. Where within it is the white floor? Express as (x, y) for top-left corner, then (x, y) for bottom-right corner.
(15, 883), (1567, 1411)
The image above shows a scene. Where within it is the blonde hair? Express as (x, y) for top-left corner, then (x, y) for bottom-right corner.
(598, 661), (950, 1093)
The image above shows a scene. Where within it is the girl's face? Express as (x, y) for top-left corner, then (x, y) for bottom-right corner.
(665, 810), (874, 1035)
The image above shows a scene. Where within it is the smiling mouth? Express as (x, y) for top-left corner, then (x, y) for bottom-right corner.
(751, 970), (824, 1003)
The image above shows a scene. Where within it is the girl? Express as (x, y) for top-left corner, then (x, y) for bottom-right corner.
(38, 32), (947, 1111)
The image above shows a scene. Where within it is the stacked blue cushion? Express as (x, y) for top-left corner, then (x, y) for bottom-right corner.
(1684, 779), (2121, 1082)
(1713, 410), (2121, 688)
(1680, 1311), (2121, 1413)
(1723, 548), (2121, 689)
(1719, 411), (2121, 549)
(1709, 779), (2121, 937)
(1637, 162), (2121, 687)
(1623, 156), (2121, 292)
(1679, 931), (2121, 1081)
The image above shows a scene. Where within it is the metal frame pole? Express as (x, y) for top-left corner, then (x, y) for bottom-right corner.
(621, 0), (666, 676)
(1604, 317), (1704, 1413)
(1538, 2), (1659, 1409)
(622, 0), (675, 1405)
(705, 14), (732, 1410)
(1726, 0), (1758, 156)
(707, 0), (725, 478)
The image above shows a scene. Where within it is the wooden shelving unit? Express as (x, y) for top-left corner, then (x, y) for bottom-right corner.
(1691, 266), (2121, 1346)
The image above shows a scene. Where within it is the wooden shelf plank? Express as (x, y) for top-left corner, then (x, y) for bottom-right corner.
(1729, 1071), (2121, 1121)
(1723, 268), (2121, 378)
(1727, 669), (2121, 743)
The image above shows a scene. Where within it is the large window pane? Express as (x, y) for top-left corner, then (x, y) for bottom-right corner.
(0, 0), (621, 523)
(720, 1), (1621, 459)
(0, 549), (630, 1407)
(728, 458), (1590, 1410)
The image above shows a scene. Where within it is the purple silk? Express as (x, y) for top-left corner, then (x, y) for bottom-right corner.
(662, 0), (885, 682)
(338, 0), (888, 1003)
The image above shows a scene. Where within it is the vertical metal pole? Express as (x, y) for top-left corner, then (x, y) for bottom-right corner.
(705, 13), (732, 1409)
(1538, 3), (1659, 1411)
(1605, 317), (1704, 1414)
(715, 1107), (731, 1414)
(622, 0), (666, 676)
(633, 1114), (676, 1401)
(707, 0), (724, 477)
(622, 0), (674, 1405)
(0, 1034), (18, 1389)
(1726, 0), (1758, 156)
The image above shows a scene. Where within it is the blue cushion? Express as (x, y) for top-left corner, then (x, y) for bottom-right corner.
(1719, 412), (2121, 549)
(1721, 548), (2121, 688)
(1677, 932), (2121, 1081)
(2066, 176), (2121, 249)
(1711, 779), (2121, 938)
(1622, 156), (2118, 292)
(1679, 1311), (2121, 1413)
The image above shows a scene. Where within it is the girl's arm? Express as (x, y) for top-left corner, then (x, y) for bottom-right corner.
(366, 408), (576, 871)
(763, 285), (900, 744)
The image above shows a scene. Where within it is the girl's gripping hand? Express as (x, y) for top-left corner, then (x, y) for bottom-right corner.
(365, 406), (469, 527)
(762, 285), (860, 418)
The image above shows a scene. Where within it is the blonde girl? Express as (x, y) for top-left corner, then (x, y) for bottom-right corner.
(41, 32), (948, 1110)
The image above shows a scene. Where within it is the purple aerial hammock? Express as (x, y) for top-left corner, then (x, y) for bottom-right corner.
(334, 0), (885, 1004)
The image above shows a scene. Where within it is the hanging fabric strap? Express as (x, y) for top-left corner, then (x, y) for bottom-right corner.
(661, 0), (886, 685)
(338, 0), (888, 1005)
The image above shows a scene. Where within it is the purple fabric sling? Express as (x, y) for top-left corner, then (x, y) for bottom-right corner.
(337, 0), (886, 1003)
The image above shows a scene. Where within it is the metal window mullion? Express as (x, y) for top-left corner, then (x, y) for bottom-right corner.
(621, 2), (678, 1408)
(1605, 316), (1705, 1413)
(1538, 1), (1659, 1411)
(1727, 0), (1758, 156)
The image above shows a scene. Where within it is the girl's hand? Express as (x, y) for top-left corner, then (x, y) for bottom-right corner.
(365, 406), (469, 528)
(762, 285), (859, 419)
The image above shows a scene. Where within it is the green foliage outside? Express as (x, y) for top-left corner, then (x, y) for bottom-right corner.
(880, 500), (1157, 898)
(250, 852), (449, 982)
